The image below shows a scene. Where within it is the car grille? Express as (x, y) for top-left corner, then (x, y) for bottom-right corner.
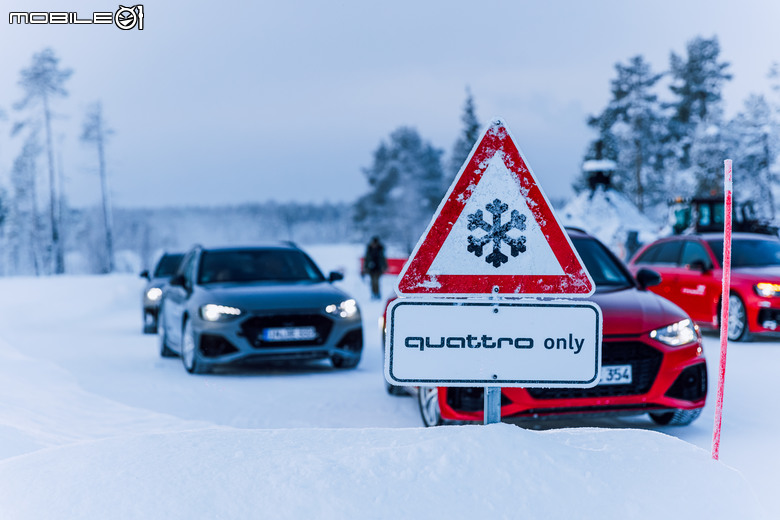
(526, 340), (663, 400)
(240, 313), (333, 348)
(446, 387), (511, 412)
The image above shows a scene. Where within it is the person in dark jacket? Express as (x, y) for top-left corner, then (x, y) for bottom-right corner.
(362, 236), (388, 300)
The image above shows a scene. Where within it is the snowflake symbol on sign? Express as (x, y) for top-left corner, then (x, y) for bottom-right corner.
(467, 198), (527, 268)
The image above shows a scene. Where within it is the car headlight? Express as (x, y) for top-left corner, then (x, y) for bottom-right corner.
(325, 299), (359, 319)
(649, 319), (698, 346)
(200, 304), (242, 322)
(755, 283), (780, 298)
(146, 287), (163, 301)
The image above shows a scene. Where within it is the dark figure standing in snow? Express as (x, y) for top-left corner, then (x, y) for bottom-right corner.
(363, 236), (388, 300)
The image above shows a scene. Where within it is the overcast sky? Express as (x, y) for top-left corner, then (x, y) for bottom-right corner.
(1, 0), (778, 209)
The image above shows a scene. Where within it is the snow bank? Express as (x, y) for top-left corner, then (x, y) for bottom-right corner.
(0, 424), (762, 520)
(0, 337), (206, 459)
(560, 187), (662, 259)
(0, 254), (769, 519)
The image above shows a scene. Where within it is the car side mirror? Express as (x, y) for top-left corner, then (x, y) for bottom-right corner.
(688, 259), (711, 273)
(169, 274), (186, 288)
(328, 271), (344, 283)
(140, 270), (150, 280)
(636, 268), (662, 290)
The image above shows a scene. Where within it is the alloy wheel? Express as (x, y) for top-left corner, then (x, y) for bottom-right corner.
(181, 320), (196, 371)
(417, 387), (443, 427)
(727, 294), (748, 341)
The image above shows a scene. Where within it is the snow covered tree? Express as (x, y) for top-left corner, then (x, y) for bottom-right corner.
(667, 36), (732, 170)
(688, 107), (733, 198)
(447, 88), (481, 181)
(82, 102), (115, 273)
(14, 48), (73, 274)
(0, 187), (8, 276)
(8, 133), (45, 275)
(728, 95), (779, 219)
(354, 127), (445, 253)
(769, 63), (780, 133)
(582, 56), (666, 212)
(770, 62), (780, 101)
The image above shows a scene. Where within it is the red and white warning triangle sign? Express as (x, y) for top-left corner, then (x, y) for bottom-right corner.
(396, 118), (594, 297)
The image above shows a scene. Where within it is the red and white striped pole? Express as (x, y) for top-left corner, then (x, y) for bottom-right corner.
(712, 159), (733, 461)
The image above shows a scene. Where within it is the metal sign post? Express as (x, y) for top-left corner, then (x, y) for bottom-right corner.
(485, 289), (501, 425)
(484, 387), (501, 425)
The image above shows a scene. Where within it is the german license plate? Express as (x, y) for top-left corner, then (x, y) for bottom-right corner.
(262, 326), (318, 342)
(598, 365), (632, 385)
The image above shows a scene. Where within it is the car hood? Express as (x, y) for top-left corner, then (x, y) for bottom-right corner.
(146, 276), (171, 288)
(590, 287), (689, 336)
(194, 282), (352, 312)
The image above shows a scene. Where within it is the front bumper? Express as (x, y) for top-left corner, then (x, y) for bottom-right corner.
(142, 304), (161, 332)
(746, 294), (780, 334)
(191, 308), (363, 366)
(438, 335), (706, 422)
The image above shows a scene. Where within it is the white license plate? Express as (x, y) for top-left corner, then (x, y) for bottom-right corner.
(262, 326), (318, 342)
(598, 365), (632, 385)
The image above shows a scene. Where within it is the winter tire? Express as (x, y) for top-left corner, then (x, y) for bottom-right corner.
(418, 387), (444, 427)
(331, 337), (362, 369)
(181, 319), (209, 374)
(158, 305), (176, 358)
(331, 352), (360, 369)
(649, 408), (702, 426)
(385, 380), (408, 396)
(727, 294), (750, 342)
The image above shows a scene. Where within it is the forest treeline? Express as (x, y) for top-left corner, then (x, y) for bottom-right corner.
(1, 36), (778, 274)
(355, 36), (780, 253)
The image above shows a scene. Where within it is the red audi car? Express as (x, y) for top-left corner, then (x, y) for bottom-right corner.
(382, 228), (707, 427)
(628, 232), (780, 342)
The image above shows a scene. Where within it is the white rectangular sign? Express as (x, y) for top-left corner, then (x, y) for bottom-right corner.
(385, 299), (602, 387)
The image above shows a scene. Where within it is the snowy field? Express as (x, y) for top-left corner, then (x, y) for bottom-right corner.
(0, 243), (776, 519)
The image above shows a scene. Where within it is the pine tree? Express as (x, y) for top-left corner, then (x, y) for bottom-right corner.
(667, 36), (732, 169)
(354, 127), (445, 253)
(9, 133), (45, 275)
(14, 48), (73, 274)
(582, 55), (665, 211)
(82, 102), (115, 273)
(448, 88), (481, 181)
(689, 107), (733, 198)
(728, 95), (778, 219)
(769, 62), (780, 104)
(0, 186), (7, 276)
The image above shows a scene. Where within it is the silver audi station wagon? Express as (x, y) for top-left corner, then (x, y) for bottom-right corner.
(157, 244), (362, 374)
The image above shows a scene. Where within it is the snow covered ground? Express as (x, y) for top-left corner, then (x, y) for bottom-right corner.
(0, 244), (776, 519)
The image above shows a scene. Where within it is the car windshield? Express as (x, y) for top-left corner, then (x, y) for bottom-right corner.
(154, 254), (184, 278)
(571, 237), (634, 289)
(198, 249), (325, 284)
(706, 238), (780, 268)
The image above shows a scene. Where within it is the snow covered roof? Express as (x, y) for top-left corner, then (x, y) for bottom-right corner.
(582, 159), (617, 172)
